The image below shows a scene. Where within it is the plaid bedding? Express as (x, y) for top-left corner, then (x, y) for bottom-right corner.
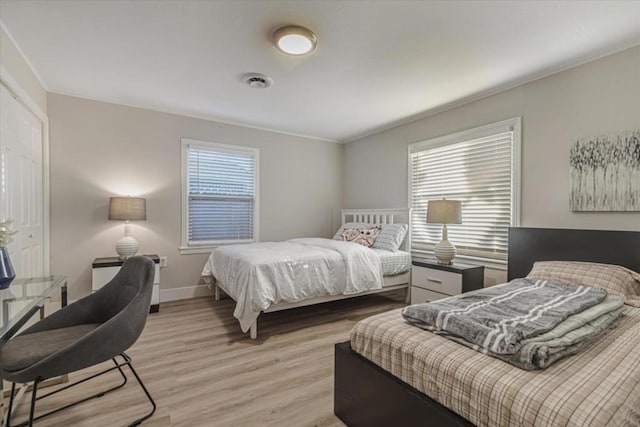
(351, 306), (640, 427)
(527, 261), (640, 307)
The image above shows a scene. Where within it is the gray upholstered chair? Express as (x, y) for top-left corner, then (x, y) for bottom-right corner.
(0, 256), (156, 426)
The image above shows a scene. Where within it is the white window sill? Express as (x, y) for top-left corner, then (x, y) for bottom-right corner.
(179, 246), (215, 255)
(179, 239), (256, 255)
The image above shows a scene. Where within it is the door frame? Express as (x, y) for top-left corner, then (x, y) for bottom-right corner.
(0, 65), (50, 275)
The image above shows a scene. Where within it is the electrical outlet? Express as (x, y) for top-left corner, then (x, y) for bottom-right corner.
(160, 256), (168, 268)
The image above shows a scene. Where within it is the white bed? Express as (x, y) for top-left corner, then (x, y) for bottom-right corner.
(201, 209), (412, 339)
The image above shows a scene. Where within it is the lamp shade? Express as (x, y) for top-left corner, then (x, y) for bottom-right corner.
(108, 197), (147, 221)
(426, 199), (462, 224)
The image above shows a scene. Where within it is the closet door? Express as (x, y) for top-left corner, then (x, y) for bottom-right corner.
(0, 83), (44, 278)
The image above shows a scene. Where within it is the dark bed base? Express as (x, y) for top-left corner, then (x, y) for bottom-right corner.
(334, 227), (640, 426)
(334, 341), (473, 427)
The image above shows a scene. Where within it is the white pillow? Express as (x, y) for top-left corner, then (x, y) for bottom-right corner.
(371, 224), (408, 252)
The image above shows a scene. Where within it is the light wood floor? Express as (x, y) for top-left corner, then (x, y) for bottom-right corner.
(9, 291), (406, 426)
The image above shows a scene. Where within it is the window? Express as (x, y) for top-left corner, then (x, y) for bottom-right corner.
(409, 118), (521, 263)
(181, 139), (259, 253)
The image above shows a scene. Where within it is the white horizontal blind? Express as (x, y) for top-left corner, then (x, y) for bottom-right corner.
(411, 130), (514, 261)
(187, 145), (256, 244)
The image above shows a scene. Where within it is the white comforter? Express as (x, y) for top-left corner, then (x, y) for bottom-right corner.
(201, 238), (383, 332)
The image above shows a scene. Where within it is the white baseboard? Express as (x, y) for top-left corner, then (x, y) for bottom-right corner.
(47, 286), (213, 309)
(160, 284), (213, 302)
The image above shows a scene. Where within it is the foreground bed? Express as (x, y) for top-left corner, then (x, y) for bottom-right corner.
(203, 208), (412, 339)
(334, 227), (640, 427)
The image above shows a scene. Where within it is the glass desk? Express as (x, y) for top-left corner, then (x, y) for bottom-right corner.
(0, 276), (68, 342)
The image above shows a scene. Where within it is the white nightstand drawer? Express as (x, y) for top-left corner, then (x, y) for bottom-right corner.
(411, 286), (450, 304)
(92, 264), (160, 291)
(412, 266), (462, 295)
(92, 263), (160, 308)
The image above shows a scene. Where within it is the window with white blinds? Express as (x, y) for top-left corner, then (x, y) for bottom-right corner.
(181, 139), (259, 251)
(409, 118), (521, 262)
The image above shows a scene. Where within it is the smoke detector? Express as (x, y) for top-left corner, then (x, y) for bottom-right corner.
(242, 73), (273, 89)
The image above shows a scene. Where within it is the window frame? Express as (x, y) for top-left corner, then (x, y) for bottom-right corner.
(180, 138), (260, 255)
(407, 117), (521, 268)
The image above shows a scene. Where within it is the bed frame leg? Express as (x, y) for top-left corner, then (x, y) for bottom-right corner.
(249, 322), (257, 339)
(214, 283), (220, 301)
(405, 286), (411, 304)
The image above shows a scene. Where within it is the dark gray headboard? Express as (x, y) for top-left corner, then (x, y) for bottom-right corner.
(507, 227), (640, 281)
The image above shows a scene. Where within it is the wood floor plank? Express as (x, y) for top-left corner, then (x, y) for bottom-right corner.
(8, 291), (405, 426)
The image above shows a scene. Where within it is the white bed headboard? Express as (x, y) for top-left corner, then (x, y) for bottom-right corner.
(341, 208), (412, 252)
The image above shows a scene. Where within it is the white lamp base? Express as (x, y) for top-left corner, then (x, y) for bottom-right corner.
(434, 224), (456, 265)
(434, 239), (456, 265)
(115, 222), (139, 259)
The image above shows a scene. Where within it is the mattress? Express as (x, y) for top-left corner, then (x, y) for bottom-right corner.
(372, 248), (411, 276)
(350, 306), (640, 427)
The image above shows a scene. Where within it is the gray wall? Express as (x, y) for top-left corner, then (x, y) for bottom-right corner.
(48, 94), (343, 299)
(344, 46), (640, 284)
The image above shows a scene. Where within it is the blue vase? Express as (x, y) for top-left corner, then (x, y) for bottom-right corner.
(0, 246), (16, 289)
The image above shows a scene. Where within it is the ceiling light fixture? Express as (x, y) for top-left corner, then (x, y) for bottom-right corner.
(273, 25), (317, 55)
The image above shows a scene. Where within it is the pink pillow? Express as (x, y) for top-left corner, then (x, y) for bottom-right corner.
(337, 226), (381, 248)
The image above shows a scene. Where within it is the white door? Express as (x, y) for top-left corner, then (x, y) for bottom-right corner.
(0, 83), (44, 278)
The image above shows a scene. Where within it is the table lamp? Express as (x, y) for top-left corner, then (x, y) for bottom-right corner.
(108, 196), (146, 259)
(426, 198), (462, 265)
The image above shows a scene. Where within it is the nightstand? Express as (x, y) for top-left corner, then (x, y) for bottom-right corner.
(411, 258), (484, 304)
(92, 255), (160, 312)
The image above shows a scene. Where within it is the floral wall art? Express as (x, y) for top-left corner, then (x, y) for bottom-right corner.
(569, 130), (640, 212)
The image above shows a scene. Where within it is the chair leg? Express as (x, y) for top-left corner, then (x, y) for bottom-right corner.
(36, 358), (127, 403)
(6, 382), (16, 427)
(11, 359), (130, 427)
(121, 353), (156, 427)
(10, 356), (154, 427)
(28, 379), (40, 427)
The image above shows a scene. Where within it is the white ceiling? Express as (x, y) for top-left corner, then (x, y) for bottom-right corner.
(1, 0), (639, 142)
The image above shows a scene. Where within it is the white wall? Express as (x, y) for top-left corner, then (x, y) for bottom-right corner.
(344, 46), (640, 285)
(1, 24), (50, 278)
(20, 39), (640, 294)
(48, 94), (343, 299)
(0, 25), (47, 114)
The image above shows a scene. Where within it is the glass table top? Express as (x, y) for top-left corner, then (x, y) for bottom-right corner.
(0, 276), (67, 341)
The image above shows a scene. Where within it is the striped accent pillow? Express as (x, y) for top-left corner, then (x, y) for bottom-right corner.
(527, 261), (640, 307)
(372, 224), (408, 252)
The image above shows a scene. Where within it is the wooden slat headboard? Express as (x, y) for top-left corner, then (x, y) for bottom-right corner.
(507, 227), (640, 280)
(341, 208), (412, 252)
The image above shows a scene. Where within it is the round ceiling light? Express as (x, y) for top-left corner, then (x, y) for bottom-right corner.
(273, 25), (317, 55)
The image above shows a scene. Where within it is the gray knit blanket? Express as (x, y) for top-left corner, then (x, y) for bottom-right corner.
(402, 279), (623, 369)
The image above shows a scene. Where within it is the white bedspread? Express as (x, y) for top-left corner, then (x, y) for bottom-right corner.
(202, 238), (383, 332)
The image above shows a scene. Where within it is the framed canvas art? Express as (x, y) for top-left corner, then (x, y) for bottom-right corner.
(570, 130), (640, 212)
